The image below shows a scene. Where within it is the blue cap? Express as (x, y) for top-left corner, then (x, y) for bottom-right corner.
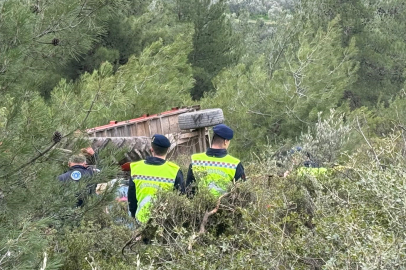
(213, 124), (234, 140)
(151, 134), (171, 148)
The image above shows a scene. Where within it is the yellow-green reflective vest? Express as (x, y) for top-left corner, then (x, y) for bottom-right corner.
(131, 160), (179, 224)
(297, 167), (327, 177)
(191, 153), (240, 197)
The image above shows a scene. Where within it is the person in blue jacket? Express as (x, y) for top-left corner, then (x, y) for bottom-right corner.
(58, 154), (95, 182)
(58, 154), (96, 206)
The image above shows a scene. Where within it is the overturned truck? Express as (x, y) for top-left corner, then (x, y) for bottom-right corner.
(86, 106), (224, 166)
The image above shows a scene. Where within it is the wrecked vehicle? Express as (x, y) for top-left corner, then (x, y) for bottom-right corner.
(86, 106), (224, 203)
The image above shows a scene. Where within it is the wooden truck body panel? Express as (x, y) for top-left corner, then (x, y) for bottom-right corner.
(86, 106), (209, 163)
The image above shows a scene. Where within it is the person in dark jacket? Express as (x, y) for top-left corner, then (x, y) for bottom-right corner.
(58, 154), (95, 182)
(58, 154), (96, 206)
(128, 134), (185, 223)
(186, 124), (245, 197)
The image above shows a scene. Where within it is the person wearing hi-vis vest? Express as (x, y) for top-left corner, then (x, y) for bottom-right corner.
(128, 134), (185, 224)
(186, 124), (246, 197)
(283, 147), (327, 178)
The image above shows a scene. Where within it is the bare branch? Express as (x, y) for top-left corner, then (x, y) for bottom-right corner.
(39, 252), (47, 270)
(122, 230), (142, 256)
(199, 191), (231, 234)
(247, 110), (273, 117)
(188, 184), (239, 250)
(356, 116), (381, 167)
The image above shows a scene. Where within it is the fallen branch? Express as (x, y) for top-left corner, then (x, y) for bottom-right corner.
(199, 192), (230, 234)
(188, 185), (238, 251)
(122, 230), (142, 256)
(2, 78), (103, 179)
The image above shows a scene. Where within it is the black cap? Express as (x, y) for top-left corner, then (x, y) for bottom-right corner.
(213, 124), (234, 140)
(151, 134), (171, 148)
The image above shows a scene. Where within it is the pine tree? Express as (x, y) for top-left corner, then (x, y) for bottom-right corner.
(0, 1), (178, 268)
(59, 0), (177, 81)
(202, 17), (359, 154)
(171, 0), (242, 100)
(50, 31), (195, 129)
(354, 0), (406, 106)
(0, 0), (125, 98)
(300, 0), (406, 107)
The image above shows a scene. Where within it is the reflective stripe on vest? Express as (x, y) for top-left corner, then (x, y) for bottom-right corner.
(191, 153), (240, 197)
(131, 160), (179, 223)
(208, 182), (226, 195)
(134, 195), (154, 224)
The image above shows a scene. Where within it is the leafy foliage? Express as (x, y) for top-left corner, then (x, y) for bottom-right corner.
(173, 0), (242, 99)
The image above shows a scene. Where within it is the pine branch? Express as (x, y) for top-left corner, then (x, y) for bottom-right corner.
(61, 76), (102, 139)
(32, 140), (43, 155)
(2, 80), (100, 179)
(34, 2), (100, 39)
(1, 141), (58, 178)
(269, 26), (297, 79)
